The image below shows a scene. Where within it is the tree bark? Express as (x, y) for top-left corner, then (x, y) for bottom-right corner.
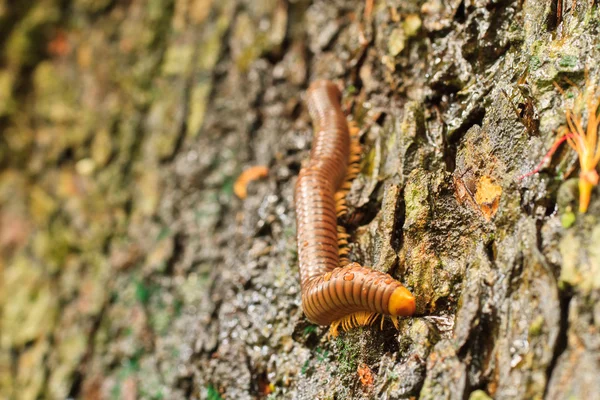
(1, 0), (599, 399)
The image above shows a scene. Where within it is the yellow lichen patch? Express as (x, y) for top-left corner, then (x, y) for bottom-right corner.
(234, 166), (269, 199)
(474, 176), (502, 221)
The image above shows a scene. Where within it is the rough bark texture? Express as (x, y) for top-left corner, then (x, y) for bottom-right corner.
(1, 0), (600, 399)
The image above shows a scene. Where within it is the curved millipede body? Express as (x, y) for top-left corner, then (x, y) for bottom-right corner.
(295, 80), (416, 334)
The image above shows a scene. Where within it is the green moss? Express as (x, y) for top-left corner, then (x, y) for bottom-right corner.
(173, 299), (183, 317)
(315, 347), (330, 362)
(156, 227), (171, 241)
(187, 81), (212, 138)
(303, 325), (317, 337)
(363, 147), (377, 176)
(135, 281), (152, 305)
(150, 306), (173, 336)
(206, 385), (223, 400)
(469, 390), (493, 400)
(111, 355), (142, 400)
(404, 169), (430, 231)
(300, 359), (310, 375)
(386, 371), (399, 382)
(75, 0), (113, 13)
(336, 338), (359, 376)
(529, 56), (542, 71)
(4, 1), (60, 67)
(561, 211), (576, 228)
(0, 70), (15, 116)
(221, 176), (235, 198)
(161, 43), (194, 76)
(558, 55), (578, 69)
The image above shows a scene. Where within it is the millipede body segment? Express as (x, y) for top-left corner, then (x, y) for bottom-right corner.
(295, 80), (416, 335)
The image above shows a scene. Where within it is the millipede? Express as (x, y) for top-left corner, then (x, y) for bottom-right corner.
(295, 80), (416, 336)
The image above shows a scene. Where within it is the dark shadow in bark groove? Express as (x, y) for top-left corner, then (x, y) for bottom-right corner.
(544, 288), (572, 398)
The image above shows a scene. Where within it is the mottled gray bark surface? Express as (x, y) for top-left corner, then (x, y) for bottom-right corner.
(1, 0), (599, 399)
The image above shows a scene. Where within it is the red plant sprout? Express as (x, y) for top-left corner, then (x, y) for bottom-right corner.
(518, 133), (576, 181)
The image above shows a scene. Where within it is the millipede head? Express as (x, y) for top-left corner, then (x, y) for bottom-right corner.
(387, 286), (416, 317)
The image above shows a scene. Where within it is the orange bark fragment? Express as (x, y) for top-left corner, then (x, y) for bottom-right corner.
(234, 166), (269, 199)
(358, 363), (374, 387)
(364, 0), (374, 20)
(474, 176), (502, 221)
(47, 30), (71, 57)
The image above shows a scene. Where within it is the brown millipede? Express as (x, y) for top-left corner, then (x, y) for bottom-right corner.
(295, 80), (416, 335)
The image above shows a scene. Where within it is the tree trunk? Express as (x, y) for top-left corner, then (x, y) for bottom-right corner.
(1, 0), (599, 399)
